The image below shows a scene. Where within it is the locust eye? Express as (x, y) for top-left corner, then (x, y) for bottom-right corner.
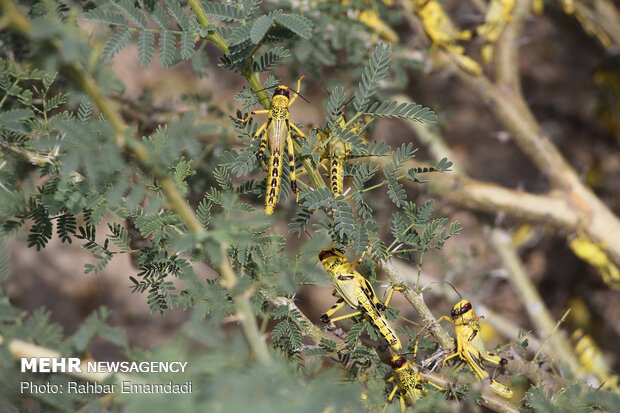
(391, 356), (406, 369)
(451, 308), (459, 317)
(273, 87), (289, 98)
(460, 302), (472, 314)
(319, 249), (335, 261)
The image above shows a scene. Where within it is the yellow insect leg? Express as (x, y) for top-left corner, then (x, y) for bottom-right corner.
(442, 351), (460, 367)
(463, 349), (490, 382)
(287, 131), (299, 203)
(235, 109), (269, 123)
(329, 311), (364, 323)
(264, 147), (283, 215)
(321, 298), (347, 323)
(437, 315), (451, 323)
(257, 124), (269, 171)
(383, 285), (405, 307)
(288, 73), (309, 106)
(482, 352), (504, 366)
(290, 122), (307, 139)
(490, 379), (513, 398)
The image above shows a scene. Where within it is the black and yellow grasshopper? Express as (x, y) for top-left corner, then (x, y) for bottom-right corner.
(319, 248), (402, 351)
(316, 114), (351, 197)
(386, 339), (444, 412)
(315, 113), (367, 197)
(439, 299), (513, 398)
(240, 74), (309, 215)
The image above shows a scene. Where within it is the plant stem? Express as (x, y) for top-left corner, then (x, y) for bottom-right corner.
(489, 227), (583, 378)
(375, 257), (454, 349)
(219, 244), (271, 364)
(0, 335), (130, 383)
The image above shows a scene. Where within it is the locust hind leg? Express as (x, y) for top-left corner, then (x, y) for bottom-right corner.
(320, 298), (346, 323)
(463, 349), (490, 382)
(257, 119), (271, 172)
(287, 127), (299, 203)
(482, 351), (506, 367)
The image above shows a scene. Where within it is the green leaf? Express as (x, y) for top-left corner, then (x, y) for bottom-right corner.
(149, 2), (170, 29)
(273, 12), (313, 39)
(101, 28), (131, 62)
(180, 31), (195, 60)
(252, 46), (290, 73)
(138, 29), (155, 67)
(289, 208), (313, 237)
(386, 177), (406, 206)
(228, 23), (252, 45)
(159, 30), (176, 68)
(352, 224), (370, 256)
(0, 108), (33, 131)
(25, 308), (63, 348)
(213, 166), (233, 190)
(197, 197), (212, 229)
(250, 15), (274, 44)
(302, 187), (333, 210)
(202, 1), (245, 22)
(166, 0), (194, 31)
(354, 42), (391, 112)
(383, 143), (417, 178)
(435, 157), (453, 172)
(112, 0), (147, 28)
(84, 9), (129, 26)
(77, 97), (94, 122)
(333, 197), (354, 239)
(363, 101), (437, 123)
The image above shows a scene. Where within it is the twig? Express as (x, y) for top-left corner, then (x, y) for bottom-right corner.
(377, 154), (581, 229)
(0, 335), (130, 383)
(375, 257), (454, 349)
(489, 227), (583, 378)
(0, 140), (53, 166)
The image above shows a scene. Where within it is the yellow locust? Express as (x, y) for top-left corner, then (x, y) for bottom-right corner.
(315, 113), (366, 197)
(476, 0), (515, 63)
(439, 299), (513, 398)
(572, 329), (620, 391)
(241, 74), (309, 215)
(414, 0), (482, 75)
(319, 248), (402, 351)
(386, 340), (444, 412)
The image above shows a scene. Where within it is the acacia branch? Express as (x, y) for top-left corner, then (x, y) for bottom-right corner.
(378, 154), (581, 229)
(375, 257), (454, 349)
(451, 49), (620, 267)
(400, 1), (620, 268)
(0, 335), (130, 383)
(488, 228), (584, 378)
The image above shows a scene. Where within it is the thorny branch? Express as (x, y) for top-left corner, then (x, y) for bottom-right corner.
(399, 0), (620, 269)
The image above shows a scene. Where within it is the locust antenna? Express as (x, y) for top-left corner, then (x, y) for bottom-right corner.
(290, 88), (310, 104)
(444, 281), (462, 300)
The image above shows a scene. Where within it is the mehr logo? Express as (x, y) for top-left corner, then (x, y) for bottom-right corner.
(21, 357), (82, 373)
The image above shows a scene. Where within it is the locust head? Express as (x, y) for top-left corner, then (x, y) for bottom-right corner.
(273, 86), (291, 98)
(450, 299), (476, 325)
(390, 355), (408, 372)
(318, 248), (348, 272)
